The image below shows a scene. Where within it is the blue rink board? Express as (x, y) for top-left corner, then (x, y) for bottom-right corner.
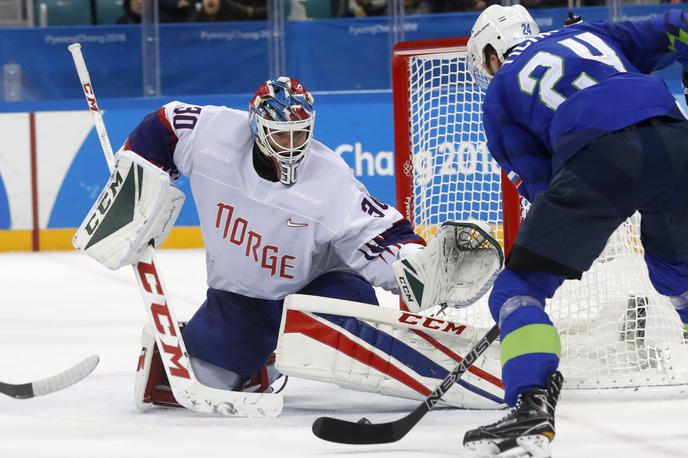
(8, 83), (688, 230)
(0, 5), (678, 100)
(47, 91), (398, 228)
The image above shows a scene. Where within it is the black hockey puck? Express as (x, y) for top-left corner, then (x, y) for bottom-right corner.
(357, 417), (372, 424)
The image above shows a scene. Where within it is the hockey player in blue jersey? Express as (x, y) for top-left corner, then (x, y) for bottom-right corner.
(463, 5), (688, 456)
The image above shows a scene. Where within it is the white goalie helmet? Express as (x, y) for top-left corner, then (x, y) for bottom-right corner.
(249, 77), (315, 186)
(466, 4), (539, 89)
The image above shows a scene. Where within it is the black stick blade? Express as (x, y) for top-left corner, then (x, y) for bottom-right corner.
(311, 325), (499, 446)
(312, 413), (418, 445)
(0, 355), (99, 400)
(0, 382), (33, 399)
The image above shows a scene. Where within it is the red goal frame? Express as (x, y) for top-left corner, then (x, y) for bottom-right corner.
(391, 37), (521, 256)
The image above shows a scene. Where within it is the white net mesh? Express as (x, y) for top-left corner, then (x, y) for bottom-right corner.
(400, 47), (688, 389)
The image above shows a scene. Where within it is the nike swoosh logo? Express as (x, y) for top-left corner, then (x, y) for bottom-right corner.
(286, 218), (309, 228)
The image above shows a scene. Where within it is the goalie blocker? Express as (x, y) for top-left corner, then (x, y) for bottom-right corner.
(73, 150), (185, 270)
(276, 294), (505, 409)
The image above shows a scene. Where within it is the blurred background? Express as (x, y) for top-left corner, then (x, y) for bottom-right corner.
(0, 0), (676, 97)
(0, 0), (683, 252)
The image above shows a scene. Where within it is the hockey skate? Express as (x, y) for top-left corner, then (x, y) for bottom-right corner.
(238, 353), (288, 394)
(463, 371), (564, 458)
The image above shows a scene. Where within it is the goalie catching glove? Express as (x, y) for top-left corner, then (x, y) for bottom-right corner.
(393, 220), (503, 312)
(73, 150), (185, 270)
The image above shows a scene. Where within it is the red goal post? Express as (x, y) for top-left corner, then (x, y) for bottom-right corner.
(392, 37), (520, 256)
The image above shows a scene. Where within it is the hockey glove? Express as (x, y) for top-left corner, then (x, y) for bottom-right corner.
(393, 220), (504, 312)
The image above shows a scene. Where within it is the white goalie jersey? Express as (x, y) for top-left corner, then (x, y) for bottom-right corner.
(159, 102), (420, 299)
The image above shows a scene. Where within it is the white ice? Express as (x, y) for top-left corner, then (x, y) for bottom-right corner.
(1, 250), (687, 458)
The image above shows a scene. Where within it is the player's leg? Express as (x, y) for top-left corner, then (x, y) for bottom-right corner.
(298, 270), (379, 305)
(645, 251), (688, 334)
(636, 118), (688, 334)
(137, 272), (378, 409)
(183, 271), (381, 395)
(181, 288), (284, 392)
(488, 270), (563, 400)
(283, 271), (505, 409)
(462, 268), (565, 454)
(135, 288), (284, 409)
(465, 133), (640, 455)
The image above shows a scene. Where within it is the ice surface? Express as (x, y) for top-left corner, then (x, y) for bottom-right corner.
(1, 250), (687, 457)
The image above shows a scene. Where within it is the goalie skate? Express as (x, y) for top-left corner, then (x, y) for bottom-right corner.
(135, 323), (285, 409)
(463, 371), (563, 458)
(135, 322), (181, 409)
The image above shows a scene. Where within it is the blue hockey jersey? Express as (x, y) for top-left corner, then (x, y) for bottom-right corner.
(484, 9), (688, 202)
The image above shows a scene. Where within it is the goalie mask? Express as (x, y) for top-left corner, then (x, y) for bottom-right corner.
(466, 4), (539, 90)
(249, 76), (315, 186)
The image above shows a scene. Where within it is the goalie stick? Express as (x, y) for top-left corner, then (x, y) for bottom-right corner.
(68, 43), (283, 418)
(312, 324), (499, 444)
(0, 355), (99, 399)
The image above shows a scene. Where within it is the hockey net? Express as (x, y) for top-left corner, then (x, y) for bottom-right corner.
(392, 37), (688, 390)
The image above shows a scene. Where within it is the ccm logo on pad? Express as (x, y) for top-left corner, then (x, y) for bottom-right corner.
(398, 312), (467, 335)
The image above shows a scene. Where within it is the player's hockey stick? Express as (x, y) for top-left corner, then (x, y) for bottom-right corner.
(312, 324), (499, 444)
(68, 43), (283, 418)
(0, 355), (99, 399)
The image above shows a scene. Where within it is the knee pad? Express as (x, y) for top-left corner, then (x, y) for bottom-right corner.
(670, 291), (688, 310)
(497, 296), (545, 329)
(668, 291), (688, 325)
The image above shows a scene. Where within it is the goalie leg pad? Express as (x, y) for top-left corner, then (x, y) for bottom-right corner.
(73, 150), (185, 270)
(276, 296), (505, 409)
